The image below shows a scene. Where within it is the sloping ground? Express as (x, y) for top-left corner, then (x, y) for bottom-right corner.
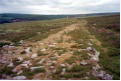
(0, 16), (119, 80)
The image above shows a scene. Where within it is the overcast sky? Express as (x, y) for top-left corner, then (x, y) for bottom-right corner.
(0, 0), (120, 14)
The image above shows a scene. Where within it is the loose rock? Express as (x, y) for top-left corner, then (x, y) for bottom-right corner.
(13, 76), (26, 80)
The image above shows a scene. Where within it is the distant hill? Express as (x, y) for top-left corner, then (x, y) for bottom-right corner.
(0, 12), (120, 24)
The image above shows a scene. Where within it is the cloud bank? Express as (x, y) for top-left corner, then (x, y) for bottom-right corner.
(0, 0), (120, 14)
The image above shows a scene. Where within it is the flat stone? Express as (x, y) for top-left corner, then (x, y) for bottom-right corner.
(88, 42), (93, 46)
(103, 74), (113, 80)
(13, 76), (26, 80)
(80, 60), (88, 65)
(49, 45), (56, 47)
(60, 64), (66, 67)
(37, 59), (45, 64)
(41, 48), (46, 52)
(30, 66), (44, 71)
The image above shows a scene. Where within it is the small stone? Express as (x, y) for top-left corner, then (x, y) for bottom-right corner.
(17, 57), (24, 62)
(53, 69), (56, 73)
(84, 76), (89, 80)
(19, 40), (24, 44)
(80, 60), (88, 65)
(53, 43), (57, 45)
(40, 43), (44, 45)
(50, 66), (54, 69)
(49, 45), (56, 47)
(13, 76), (26, 80)
(8, 62), (14, 67)
(86, 47), (92, 51)
(25, 47), (30, 53)
(52, 61), (57, 64)
(60, 64), (66, 67)
(41, 48), (46, 52)
(103, 74), (113, 80)
(17, 70), (23, 75)
(20, 64), (28, 68)
(61, 68), (66, 75)
(88, 42), (93, 46)
(31, 53), (37, 58)
(23, 60), (30, 64)
(30, 66), (44, 71)
(37, 59), (45, 64)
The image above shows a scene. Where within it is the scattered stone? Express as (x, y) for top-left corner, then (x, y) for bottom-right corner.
(80, 60), (88, 65)
(30, 66), (44, 71)
(2, 45), (9, 50)
(13, 76), (26, 80)
(92, 68), (113, 80)
(31, 53), (37, 58)
(8, 62), (14, 67)
(103, 74), (113, 80)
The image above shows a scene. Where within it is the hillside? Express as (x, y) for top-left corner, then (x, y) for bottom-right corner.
(0, 12), (119, 24)
(0, 15), (120, 80)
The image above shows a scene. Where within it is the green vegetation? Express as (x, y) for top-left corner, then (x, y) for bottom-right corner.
(84, 15), (120, 80)
(0, 66), (13, 75)
(0, 18), (78, 43)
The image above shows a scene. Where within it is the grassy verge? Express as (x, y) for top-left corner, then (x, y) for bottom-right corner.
(84, 15), (120, 80)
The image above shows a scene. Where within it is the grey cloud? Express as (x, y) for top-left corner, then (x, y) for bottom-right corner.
(0, 0), (120, 14)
